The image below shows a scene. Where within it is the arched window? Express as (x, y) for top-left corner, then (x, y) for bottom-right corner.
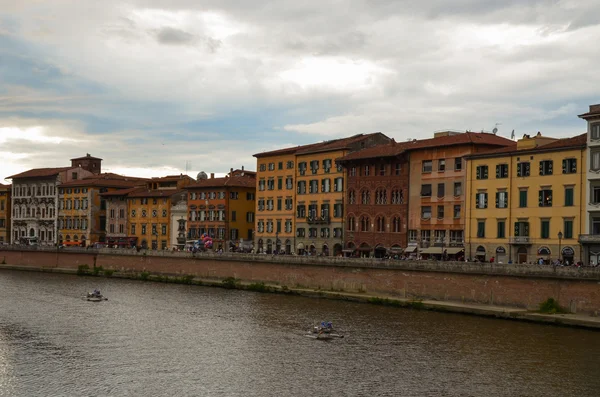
(391, 189), (404, 204)
(348, 190), (356, 204)
(348, 216), (355, 231)
(392, 217), (401, 233)
(376, 216), (385, 232)
(375, 189), (387, 204)
(361, 190), (370, 205)
(360, 216), (370, 232)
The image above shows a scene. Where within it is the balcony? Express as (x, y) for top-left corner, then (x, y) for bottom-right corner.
(509, 236), (532, 244)
(307, 215), (330, 225)
(578, 234), (600, 244)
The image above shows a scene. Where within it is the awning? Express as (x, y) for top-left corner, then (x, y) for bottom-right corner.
(445, 247), (465, 255)
(296, 242), (305, 250)
(420, 247), (443, 254)
(388, 247), (404, 253)
(404, 246), (417, 253)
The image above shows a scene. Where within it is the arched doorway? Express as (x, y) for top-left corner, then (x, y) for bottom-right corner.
(475, 245), (486, 261)
(333, 243), (342, 257)
(562, 246), (575, 265)
(296, 242), (305, 255)
(374, 245), (387, 258)
(322, 244), (329, 256)
(285, 239), (291, 254)
(141, 239), (148, 249)
(29, 228), (35, 237)
(495, 246), (507, 264)
(266, 239), (272, 254)
(517, 246), (528, 264)
(258, 239), (264, 253)
(359, 243), (371, 258)
(309, 244), (316, 255)
(81, 236), (86, 247)
(345, 242), (355, 257)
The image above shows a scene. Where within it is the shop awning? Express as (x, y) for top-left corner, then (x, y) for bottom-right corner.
(296, 242), (305, 250)
(445, 247), (465, 255)
(388, 247), (404, 253)
(404, 246), (417, 253)
(420, 247), (443, 254)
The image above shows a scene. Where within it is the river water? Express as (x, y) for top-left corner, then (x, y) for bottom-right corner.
(0, 270), (599, 396)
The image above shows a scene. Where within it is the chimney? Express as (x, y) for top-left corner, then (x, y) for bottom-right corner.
(241, 165), (244, 171)
(210, 173), (215, 179)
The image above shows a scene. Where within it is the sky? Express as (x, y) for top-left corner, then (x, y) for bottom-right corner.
(1, 0), (599, 182)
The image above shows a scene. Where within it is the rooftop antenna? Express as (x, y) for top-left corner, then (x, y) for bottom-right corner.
(492, 123), (501, 135)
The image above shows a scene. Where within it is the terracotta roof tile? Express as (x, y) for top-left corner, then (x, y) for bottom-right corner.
(99, 186), (143, 197)
(8, 167), (71, 179)
(188, 176), (256, 189)
(127, 188), (186, 198)
(467, 133), (586, 158)
(59, 177), (143, 188)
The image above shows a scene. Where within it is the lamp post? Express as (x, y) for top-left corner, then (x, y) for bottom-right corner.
(558, 231), (563, 263)
(275, 231), (279, 254)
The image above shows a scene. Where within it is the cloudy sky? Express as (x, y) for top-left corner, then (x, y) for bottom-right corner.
(1, 0), (599, 181)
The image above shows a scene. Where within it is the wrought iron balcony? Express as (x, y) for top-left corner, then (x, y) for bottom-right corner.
(307, 215), (330, 225)
(509, 236), (532, 244)
(578, 234), (600, 244)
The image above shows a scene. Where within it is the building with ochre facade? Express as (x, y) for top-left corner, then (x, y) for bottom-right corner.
(187, 168), (256, 251)
(465, 132), (586, 264)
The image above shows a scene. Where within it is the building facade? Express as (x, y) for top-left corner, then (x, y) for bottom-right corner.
(407, 132), (514, 259)
(187, 169), (256, 251)
(254, 133), (390, 256)
(0, 184), (11, 244)
(578, 104), (600, 265)
(101, 187), (140, 248)
(337, 140), (410, 257)
(58, 175), (144, 246)
(466, 133), (586, 264)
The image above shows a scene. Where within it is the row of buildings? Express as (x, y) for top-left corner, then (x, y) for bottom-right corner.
(1, 104), (600, 264)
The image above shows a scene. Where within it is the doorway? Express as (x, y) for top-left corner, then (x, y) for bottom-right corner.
(517, 247), (528, 264)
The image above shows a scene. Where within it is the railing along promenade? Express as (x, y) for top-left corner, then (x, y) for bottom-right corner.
(2, 245), (600, 281)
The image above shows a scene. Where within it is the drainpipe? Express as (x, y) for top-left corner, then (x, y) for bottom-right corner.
(509, 153), (513, 263)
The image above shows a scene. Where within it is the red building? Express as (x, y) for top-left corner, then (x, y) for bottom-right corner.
(338, 140), (410, 257)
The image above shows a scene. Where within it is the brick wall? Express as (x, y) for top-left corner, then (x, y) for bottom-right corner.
(2, 248), (599, 313)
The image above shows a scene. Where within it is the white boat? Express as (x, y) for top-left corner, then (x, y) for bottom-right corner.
(85, 292), (108, 302)
(306, 323), (344, 340)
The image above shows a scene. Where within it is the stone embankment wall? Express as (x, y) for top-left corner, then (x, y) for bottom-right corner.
(2, 247), (600, 313)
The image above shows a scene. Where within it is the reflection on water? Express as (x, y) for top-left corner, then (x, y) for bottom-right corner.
(0, 269), (599, 396)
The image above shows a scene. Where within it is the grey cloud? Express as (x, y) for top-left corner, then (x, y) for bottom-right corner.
(156, 27), (195, 45)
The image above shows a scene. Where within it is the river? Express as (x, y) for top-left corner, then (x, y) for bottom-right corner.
(0, 270), (599, 396)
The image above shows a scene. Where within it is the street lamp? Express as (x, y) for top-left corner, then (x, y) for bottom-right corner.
(275, 231), (279, 254)
(557, 231), (563, 263)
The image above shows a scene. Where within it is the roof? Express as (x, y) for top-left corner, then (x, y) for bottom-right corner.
(99, 187), (142, 197)
(151, 174), (193, 182)
(59, 177), (143, 189)
(338, 132), (514, 162)
(253, 133), (385, 158)
(466, 133), (586, 159)
(188, 176), (256, 189)
(127, 188), (186, 198)
(578, 104), (600, 120)
(70, 153), (102, 161)
(0, 183), (10, 190)
(7, 167), (70, 179)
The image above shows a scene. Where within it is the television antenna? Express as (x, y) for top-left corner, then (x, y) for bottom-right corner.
(492, 123), (501, 135)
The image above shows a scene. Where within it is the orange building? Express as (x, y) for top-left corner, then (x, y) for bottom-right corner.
(406, 131), (514, 258)
(0, 183), (11, 244)
(58, 174), (145, 246)
(254, 133), (390, 255)
(187, 168), (256, 251)
(125, 174), (194, 249)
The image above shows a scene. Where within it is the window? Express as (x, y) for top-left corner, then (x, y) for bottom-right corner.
(278, 178), (283, 190)
(258, 199), (265, 211)
(564, 219), (573, 239)
(296, 228), (305, 237)
(562, 159), (577, 174)
(259, 180), (266, 191)
(277, 199), (282, 211)
(394, 164), (401, 176)
(278, 162), (283, 170)
(375, 188), (387, 204)
(297, 181), (306, 194)
(437, 183), (445, 198)
(268, 163), (275, 171)
(361, 190), (370, 204)
(360, 216), (370, 232)
(333, 227), (343, 238)
(519, 190), (528, 207)
(408, 230), (417, 242)
(497, 220), (506, 238)
(421, 206), (432, 219)
(592, 124), (600, 140)
(539, 189), (552, 207)
(363, 165), (370, 176)
(454, 158), (462, 171)
(285, 198), (293, 210)
(267, 179), (274, 191)
(141, 210), (147, 217)
(141, 224), (147, 235)
(321, 178), (331, 193)
(475, 192), (488, 209)
(453, 182), (462, 197)
(376, 216), (385, 232)
(259, 164), (266, 172)
(247, 192), (255, 200)
(131, 224), (136, 234)
(309, 180), (318, 193)
(496, 164), (508, 178)
(287, 161), (294, 169)
(476, 165), (489, 179)
(514, 221), (530, 237)
(477, 221), (485, 238)
(284, 177), (293, 190)
(517, 162), (530, 177)
(593, 186), (600, 204)
(285, 220), (292, 233)
(421, 184), (432, 197)
(276, 220), (281, 233)
(541, 219), (550, 239)
(246, 212), (255, 223)
(323, 159), (332, 173)
(422, 160), (432, 173)
(438, 159), (445, 172)
(378, 164), (385, 176)
(299, 162), (307, 175)
(348, 190), (356, 204)
(348, 216), (355, 231)
(539, 160), (553, 176)
(333, 203), (343, 218)
(349, 167), (356, 177)
(391, 189), (403, 204)
(297, 205), (306, 218)
(437, 205), (444, 219)
(333, 177), (343, 192)
(453, 205), (461, 218)
(496, 191), (508, 208)
(258, 221), (265, 233)
(565, 187), (574, 206)
(392, 217), (401, 233)
(152, 209), (157, 217)
(161, 224), (167, 235)
(231, 211), (237, 221)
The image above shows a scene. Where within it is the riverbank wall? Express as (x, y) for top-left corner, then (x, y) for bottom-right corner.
(2, 247), (600, 315)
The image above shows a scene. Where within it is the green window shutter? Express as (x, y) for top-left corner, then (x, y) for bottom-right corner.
(496, 165), (501, 178)
(484, 193), (488, 208)
(548, 161), (553, 174)
(539, 161), (544, 175)
(517, 164), (522, 177)
(524, 222), (530, 236)
(476, 167), (481, 179)
(538, 191), (543, 207)
(548, 190), (553, 206)
(562, 159), (567, 174)
(475, 194), (480, 208)
(483, 167), (488, 179)
(514, 222), (520, 236)
(565, 188), (573, 206)
(495, 192), (499, 208)
(571, 159), (577, 173)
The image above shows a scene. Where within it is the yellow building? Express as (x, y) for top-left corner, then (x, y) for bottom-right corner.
(58, 174), (145, 246)
(465, 132), (586, 264)
(0, 183), (10, 244)
(126, 175), (193, 249)
(253, 133), (390, 255)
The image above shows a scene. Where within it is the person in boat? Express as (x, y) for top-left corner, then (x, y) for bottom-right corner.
(92, 288), (101, 297)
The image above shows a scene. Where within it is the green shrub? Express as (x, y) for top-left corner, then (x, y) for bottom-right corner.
(77, 264), (90, 275)
(179, 274), (194, 285)
(103, 269), (115, 277)
(139, 271), (150, 281)
(367, 297), (402, 307)
(222, 277), (239, 289)
(247, 282), (271, 292)
(539, 298), (567, 314)
(92, 266), (103, 276)
(408, 300), (425, 310)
